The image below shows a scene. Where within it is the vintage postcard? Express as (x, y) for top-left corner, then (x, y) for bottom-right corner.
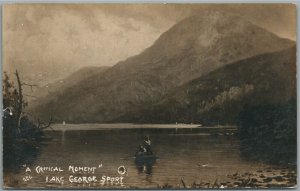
(2, 4), (297, 189)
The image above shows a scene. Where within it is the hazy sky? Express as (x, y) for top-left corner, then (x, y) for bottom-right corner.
(3, 4), (296, 85)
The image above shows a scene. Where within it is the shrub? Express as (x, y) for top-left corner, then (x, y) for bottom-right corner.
(237, 99), (296, 165)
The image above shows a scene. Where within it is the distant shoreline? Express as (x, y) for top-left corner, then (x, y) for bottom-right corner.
(44, 123), (237, 131)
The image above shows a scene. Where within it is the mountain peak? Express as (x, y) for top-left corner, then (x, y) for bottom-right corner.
(31, 13), (295, 123)
(149, 11), (293, 60)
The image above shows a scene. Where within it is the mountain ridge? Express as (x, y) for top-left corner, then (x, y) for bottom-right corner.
(117, 46), (296, 124)
(30, 12), (296, 123)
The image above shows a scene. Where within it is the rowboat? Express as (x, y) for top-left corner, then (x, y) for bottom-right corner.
(134, 153), (157, 166)
(135, 154), (157, 160)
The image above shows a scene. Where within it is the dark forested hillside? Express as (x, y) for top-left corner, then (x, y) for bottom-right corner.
(118, 47), (296, 124)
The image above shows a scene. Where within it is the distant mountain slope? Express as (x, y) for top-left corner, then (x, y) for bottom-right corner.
(46, 66), (110, 92)
(28, 66), (109, 109)
(118, 47), (296, 124)
(31, 11), (295, 123)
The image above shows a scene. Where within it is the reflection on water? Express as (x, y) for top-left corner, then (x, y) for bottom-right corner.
(8, 126), (284, 189)
(135, 156), (156, 176)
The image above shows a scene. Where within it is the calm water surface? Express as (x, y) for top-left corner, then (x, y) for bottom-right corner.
(13, 125), (274, 189)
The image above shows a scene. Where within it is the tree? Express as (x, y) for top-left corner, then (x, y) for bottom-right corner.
(3, 70), (52, 172)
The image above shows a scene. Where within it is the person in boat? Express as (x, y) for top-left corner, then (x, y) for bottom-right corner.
(143, 136), (153, 155)
(136, 144), (146, 156)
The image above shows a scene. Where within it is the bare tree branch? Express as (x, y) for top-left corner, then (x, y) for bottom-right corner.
(38, 116), (54, 130)
(21, 83), (38, 92)
(24, 94), (38, 98)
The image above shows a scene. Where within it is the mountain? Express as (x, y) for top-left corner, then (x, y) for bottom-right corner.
(118, 47), (296, 124)
(30, 11), (295, 123)
(28, 66), (109, 109)
(43, 66), (110, 93)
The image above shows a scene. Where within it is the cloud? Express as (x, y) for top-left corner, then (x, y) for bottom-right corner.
(4, 4), (171, 85)
(3, 4), (296, 85)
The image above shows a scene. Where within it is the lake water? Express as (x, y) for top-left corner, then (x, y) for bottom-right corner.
(9, 124), (288, 189)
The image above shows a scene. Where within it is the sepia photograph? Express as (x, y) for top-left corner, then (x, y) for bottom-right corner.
(2, 3), (297, 189)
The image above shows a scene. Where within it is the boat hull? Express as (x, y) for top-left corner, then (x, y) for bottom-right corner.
(134, 154), (157, 166)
